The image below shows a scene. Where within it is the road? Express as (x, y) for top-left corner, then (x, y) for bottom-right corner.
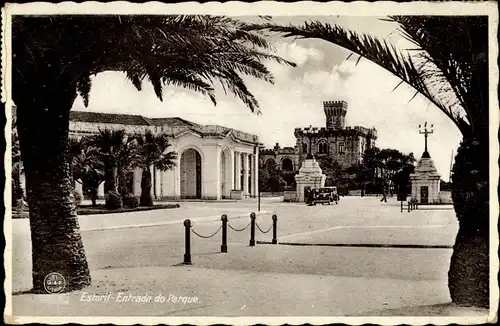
(11, 196), (457, 293)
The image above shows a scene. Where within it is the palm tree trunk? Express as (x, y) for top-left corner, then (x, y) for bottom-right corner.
(140, 167), (153, 206)
(90, 187), (98, 207)
(15, 83), (91, 292)
(12, 166), (24, 206)
(118, 170), (130, 198)
(104, 164), (118, 194)
(449, 137), (489, 307)
(103, 163), (119, 206)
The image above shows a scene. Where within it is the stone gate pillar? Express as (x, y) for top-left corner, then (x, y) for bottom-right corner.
(295, 157), (326, 202)
(410, 154), (441, 204)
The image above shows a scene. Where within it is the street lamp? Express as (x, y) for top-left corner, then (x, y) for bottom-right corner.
(254, 145), (261, 212)
(418, 122), (434, 158)
(306, 128), (314, 160)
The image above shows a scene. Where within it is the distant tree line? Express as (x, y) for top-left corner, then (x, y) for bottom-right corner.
(319, 147), (416, 196)
(258, 159), (295, 192)
(12, 127), (177, 210)
(258, 147), (417, 196)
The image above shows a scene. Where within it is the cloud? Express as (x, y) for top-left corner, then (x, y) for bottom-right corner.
(276, 41), (324, 66)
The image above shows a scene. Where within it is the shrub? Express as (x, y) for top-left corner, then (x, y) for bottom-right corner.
(337, 185), (350, 196)
(12, 183), (24, 207)
(72, 190), (83, 206)
(105, 191), (122, 210)
(123, 193), (139, 208)
(14, 198), (26, 214)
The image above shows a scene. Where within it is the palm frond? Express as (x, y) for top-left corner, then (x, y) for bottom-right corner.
(126, 70), (143, 91)
(12, 15), (295, 114)
(76, 75), (92, 107)
(260, 19), (480, 136)
(390, 16), (488, 135)
(134, 130), (177, 171)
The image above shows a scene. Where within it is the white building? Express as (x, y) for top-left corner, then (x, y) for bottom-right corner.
(69, 111), (260, 200)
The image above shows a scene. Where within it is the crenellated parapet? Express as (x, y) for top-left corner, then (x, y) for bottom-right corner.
(323, 100), (348, 129)
(294, 126), (330, 136)
(260, 149), (275, 155)
(323, 100), (348, 107)
(280, 147), (296, 154)
(294, 125), (377, 139)
(260, 142), (299, 156)
(352, 126), (378, 139)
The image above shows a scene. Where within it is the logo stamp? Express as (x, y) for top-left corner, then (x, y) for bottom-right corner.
(43, 272), (66, 294)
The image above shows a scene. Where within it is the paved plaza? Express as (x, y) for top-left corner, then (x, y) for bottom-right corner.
(11, 196), (472, 316)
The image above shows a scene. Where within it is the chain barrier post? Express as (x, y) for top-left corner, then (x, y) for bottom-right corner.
(221, 214), (228, 253)
(249, 212), (256, 247)
(401, 200), (403, 213)
(258, 188), (261, 212)
(183, 219), (192, 265)
(272, 214), (278, 244)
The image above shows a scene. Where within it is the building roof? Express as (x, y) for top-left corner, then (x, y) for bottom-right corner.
(69, 111), (205, 128)
(151, 117), (201, 128)
(70, 111), (155, 126)
(69, 110), (259, 144)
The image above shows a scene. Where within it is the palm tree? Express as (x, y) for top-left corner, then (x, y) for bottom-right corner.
(116, 134), (142, 199)
(134, 130), (177, 206)
(265, 16), (489, 307)
(68, 138), (105, 207)
(12, 15), (294, 292)
(88, 129), (140, 208)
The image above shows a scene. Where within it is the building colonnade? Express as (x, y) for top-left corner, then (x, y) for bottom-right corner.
(90, 144), (259, 201)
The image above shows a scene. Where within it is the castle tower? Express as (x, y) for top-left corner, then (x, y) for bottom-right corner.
(324, 100), (347, 130)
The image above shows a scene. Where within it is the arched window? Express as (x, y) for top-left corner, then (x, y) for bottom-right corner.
(282, 158), (293, 171)
(339, 142), (345, 154)
(302, 143), (308, 154)
(318, 141), (327, 154)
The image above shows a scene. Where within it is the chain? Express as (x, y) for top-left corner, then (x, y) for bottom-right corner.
(228, 222), (251, 232)
(191, 225), (222, 239)
(256, 222), (272, 234)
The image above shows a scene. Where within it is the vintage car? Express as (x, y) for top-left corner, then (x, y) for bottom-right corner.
(326, 186), (340, 202)
(307, 187), (339, 205)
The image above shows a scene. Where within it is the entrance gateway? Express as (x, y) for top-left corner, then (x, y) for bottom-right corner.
(420, 186), (429, 204)
(409, 122), (441, 204)
(180, 148), (202, 199)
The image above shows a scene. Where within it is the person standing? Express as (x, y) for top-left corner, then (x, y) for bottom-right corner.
(380, 183), (388, 203)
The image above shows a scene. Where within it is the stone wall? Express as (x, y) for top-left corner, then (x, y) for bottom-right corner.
(295, 133), (364, 168)
(284, 191), (299, 202)
(260, 153), (300, 171)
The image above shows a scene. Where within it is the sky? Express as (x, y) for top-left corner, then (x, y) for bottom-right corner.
(71, 16), (462, 181)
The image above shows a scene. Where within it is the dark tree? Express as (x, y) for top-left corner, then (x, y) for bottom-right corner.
(68, 137), (105, 207)
(259, 161), (287, 192)
(134, 130), (177, 206)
